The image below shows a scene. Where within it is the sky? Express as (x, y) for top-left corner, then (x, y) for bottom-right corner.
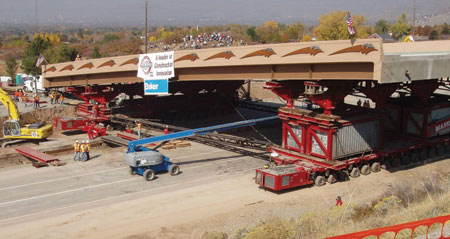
(0, 0), (448, 27)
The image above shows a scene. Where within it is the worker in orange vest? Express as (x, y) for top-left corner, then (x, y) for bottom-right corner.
(80, 141), (87, 162)
(136, 120), (142, 139)
(73, 140), (81, 161)
(59, 94), (65, 105)
(17, 90), (23, 102)
(85, 140), (91, 161)
(23, 95), (28, 107)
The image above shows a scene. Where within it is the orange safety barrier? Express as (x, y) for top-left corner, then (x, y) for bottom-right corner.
(325, 214), (450, 239)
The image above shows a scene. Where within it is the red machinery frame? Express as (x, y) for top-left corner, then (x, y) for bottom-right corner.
(256, 79), (450, 191)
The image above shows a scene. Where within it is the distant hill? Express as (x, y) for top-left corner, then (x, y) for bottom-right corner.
(0, 0), (448, 26)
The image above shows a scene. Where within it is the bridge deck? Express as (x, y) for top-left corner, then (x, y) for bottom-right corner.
(42, 39), (450, 88)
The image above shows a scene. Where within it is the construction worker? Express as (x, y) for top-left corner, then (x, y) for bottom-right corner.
(75, 54), (81, 61)
(357, 99), (362, 107)
(59, 94), (64, 105)
(80, 140), (87, 162)
(23, 94), (28, 107)
(35, 94), (40, 108)
(14, 90), (19, 102)
(164, 125), (169, 135)
(54, 92), (60, 104)
(136, 120), (142, 139)
(85, 140), (91, 161)
(336, 196), (343, 206)
(73, 140), (81, 161)
(92, 103), (99, 118)
(49, 92), (54, 104)
(17, 90), (23, 102)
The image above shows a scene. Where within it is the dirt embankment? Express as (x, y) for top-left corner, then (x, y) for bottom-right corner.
(0, 105), (76, 132)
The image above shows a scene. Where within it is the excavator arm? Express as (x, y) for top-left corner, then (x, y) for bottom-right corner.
(0, 88), (20, 120)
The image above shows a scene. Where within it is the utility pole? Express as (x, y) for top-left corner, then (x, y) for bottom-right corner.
(145, 0), (148, 53)
(35, 0), (38, 30)
(412, 0), (416, 36)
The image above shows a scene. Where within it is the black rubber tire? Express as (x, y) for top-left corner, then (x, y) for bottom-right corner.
(445, 143), (450, 154)
(338, 170), (349, 181)
(401, 155), (410, 165)
(360, 165), (371, 175)
(169, 164), (180, 176)
(428, 147), (436, 158)
(437, 145), (445, 156)
(129, 166), (136, 175)
(314, 175), (326, 186)
(143, 169), (155, 181)
(371, 162), (381, 173)
(350, 168), (360, 178)
(419, 149), (427, 161)
(327, 174), (337, 184)
(410, 152), (419, 162)
(391, 157), (401, 168)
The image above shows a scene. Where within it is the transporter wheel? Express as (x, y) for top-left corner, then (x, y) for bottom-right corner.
(327, 174), (337, 184)
(129, 166), (136, 175)
(437, 144), (445, 156)
(338, 170), (349, 181)
(428, 146), (436, 158)
(350, 168), (360, 178)
(401, 155), (410, 165)
(360, 165), (371, 175)
(445, 143), (450, 154)
(410, 152), (419, 162)
(391, 157), (401, 168)
(370, 162), (381, 173)
(314, 176), (326, 187)
(169, 164), (180, 176)
(419, 149), (427, 161)
(143, 169), (155, 181)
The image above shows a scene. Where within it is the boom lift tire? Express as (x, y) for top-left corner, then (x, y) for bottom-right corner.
(314, 175), (326, 186)
(143, 169), (155, 181)
(169, 164), (180, 176)
(129, 166), (136, 175)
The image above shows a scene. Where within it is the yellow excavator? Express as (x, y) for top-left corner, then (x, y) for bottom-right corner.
(0, 88), (52, 147)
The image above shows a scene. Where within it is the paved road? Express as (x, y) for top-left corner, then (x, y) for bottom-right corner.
(0, 143), (266, 226)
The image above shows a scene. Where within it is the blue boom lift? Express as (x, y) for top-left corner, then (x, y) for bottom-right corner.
(124, 116), (278, 181)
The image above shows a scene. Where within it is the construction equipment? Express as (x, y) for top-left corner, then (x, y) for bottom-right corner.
(125, 116), (278, 181)
(0, 88), (52, 147)
(256, 79), (450, 191)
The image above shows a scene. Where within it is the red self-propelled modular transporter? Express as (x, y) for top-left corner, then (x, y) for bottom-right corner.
(256, 80), (450, 191)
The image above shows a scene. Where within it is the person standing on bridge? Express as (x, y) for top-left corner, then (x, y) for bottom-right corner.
(73, 140), (81, 161)
(136, 120), (142, 139)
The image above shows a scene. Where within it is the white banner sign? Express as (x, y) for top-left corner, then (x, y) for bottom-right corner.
(137, 51), (174, 80)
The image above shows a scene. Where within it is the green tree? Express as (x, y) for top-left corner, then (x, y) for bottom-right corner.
(21, 36), (51, 75)
(103, 33), (120, 43)
(92, 46), (102, 59)
(442, 23), (450, 35)
(285, 21), (305, 40)
(429, 30), (439, 40)
(391, 14), (411, 39)
(246, 26), (259, 42)
(43, 44), (78, 63)
(314, 11), (371, 40)
(257, 21), (282, 43)
(375, 19), (391, 34)
(5, 55), (19, 86)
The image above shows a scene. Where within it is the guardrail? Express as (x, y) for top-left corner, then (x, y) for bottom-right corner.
(325, 214), (450, 239)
